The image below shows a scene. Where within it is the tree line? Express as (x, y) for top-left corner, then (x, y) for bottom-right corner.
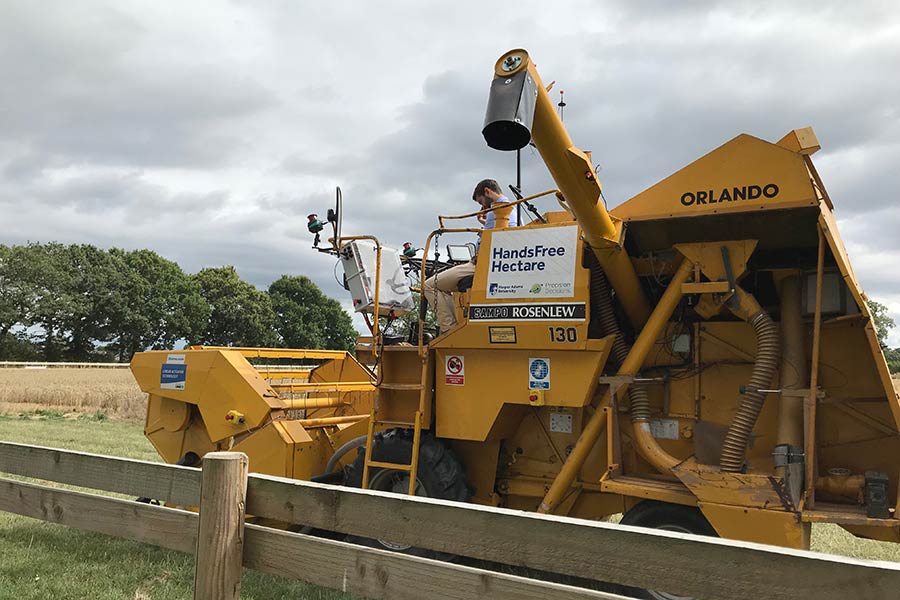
(868, 300), (900, 374)
(0, 243), (358, 361)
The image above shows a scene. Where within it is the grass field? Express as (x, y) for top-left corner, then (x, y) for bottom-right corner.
(1, 369), (899, 598)
(0, 417), (350, 600)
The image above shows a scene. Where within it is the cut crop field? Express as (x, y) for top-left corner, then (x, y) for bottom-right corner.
(0, 367), (146, 420)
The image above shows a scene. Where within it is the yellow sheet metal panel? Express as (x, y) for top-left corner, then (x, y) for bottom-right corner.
(566, 491), (626, 521)
(132, 349), (287, 445)
(502, 408), (584, 481)
(612, 133), (818, 222)
(600, 475), (696, 507)
(818, 201), (900, 423)
(840, 524), (900, 543)
(148, 395), (190, 433)
(276, 420), (330, 481)
(674, 458), (796, 511)
(451, 440), (502, 506)
(673, 240), (757, 282)
(197, 351), (286, 443)
(776, 127), (821, 155)
(144, 401), (216, 465)
(699, 502), (810, 549)
(230, 420), (315, 479)
(434, 348), (610, 441)
(131, 349), (217, 403)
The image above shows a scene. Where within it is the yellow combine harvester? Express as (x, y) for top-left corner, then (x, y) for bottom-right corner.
(132, 49), (900, 556)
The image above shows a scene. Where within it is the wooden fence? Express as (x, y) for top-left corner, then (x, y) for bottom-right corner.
(1, 441), (900, 599)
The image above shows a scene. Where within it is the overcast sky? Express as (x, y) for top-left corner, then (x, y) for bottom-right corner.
(2, 1), (899, 341)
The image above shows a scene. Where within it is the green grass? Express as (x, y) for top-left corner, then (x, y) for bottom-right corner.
(0, 419), (350, 600)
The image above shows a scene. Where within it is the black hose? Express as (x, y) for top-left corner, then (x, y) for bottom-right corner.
(322, 435), (368, 475)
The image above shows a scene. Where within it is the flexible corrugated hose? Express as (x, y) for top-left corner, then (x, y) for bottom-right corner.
(719, 310), (781, 472)
(588, 258), (653, 422)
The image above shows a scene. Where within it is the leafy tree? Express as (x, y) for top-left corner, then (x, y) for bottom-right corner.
(884, 348), (900, 374)
(269, 275), (358, 351)
(868, 300), (895, 348)
(9, 243), (79, 361)
(868, 300), (900, 374)
(0, 245), (35, 356)
(193, 266), (277, 347)
(0, 332), (41, 360)
(58, 244), (146, 360)
(108, 249), (210, 360)
(389, 292), (436, 341)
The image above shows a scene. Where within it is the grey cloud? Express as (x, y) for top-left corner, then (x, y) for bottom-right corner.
(0, 4), (276, 170)
(2, 1), (900, 337)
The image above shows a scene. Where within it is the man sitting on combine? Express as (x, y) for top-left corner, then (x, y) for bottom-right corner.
(424, 178), (518, 333)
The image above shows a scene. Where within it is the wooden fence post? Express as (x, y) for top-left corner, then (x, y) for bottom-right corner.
(194, 452), (248, 600)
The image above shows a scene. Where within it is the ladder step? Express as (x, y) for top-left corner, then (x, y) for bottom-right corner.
(365, 460), (414, 471)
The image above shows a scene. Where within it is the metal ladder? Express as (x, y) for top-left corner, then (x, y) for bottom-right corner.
(360, 356), (429, 496)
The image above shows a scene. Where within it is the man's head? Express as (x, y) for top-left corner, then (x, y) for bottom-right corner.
(472, 179), (503, 208)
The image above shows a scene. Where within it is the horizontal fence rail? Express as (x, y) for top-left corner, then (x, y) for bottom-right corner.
(2, 441), (900, 599)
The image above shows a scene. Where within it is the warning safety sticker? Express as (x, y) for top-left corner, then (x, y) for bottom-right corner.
(445, 355), (465, 386)
(528, 357), (550, 390)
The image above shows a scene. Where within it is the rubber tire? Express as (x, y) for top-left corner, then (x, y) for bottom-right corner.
(618, 501), (718, 600)
(344, 428), (471, 556)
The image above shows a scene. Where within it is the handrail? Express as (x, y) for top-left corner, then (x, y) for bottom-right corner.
(437, 188), (561, 228)
(417, 227), (482, 355)
(334, 234), (384, 361)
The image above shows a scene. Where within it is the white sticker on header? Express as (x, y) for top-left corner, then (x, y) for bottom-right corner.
(528, 357), (550, 390)
(160, 354), (187, 390)
(486, 225), (578, 299)
(445, 355), (465, 386)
